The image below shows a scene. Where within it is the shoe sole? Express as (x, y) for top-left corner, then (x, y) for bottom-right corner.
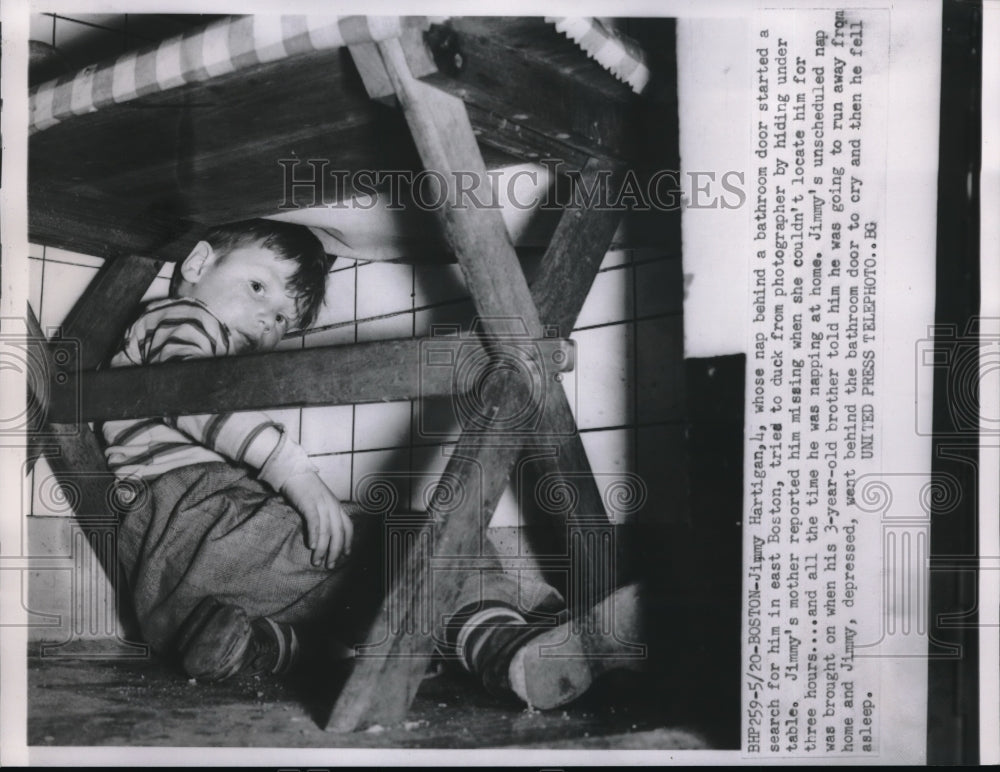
(177, 598), (252, 682)
(513, 583), (646, 710)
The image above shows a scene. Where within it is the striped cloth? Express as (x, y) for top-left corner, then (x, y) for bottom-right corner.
(546, 17), (650, 95)
(30, 15), (432, 135)
(102, 297), (315, 491)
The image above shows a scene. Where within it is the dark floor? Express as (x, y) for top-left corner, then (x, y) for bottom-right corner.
(28, 646), (713, 749)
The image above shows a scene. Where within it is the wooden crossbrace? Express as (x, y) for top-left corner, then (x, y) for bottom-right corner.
(328, 38), (622, 731)
(48, 337), (574, 422)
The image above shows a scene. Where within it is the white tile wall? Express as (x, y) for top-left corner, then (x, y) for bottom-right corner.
(575, 265), (634, 329)
(29, 13), (55, 45)
(601, 248), (632, 269)
(301, 405), (354, 455)
(44, 246), (106, 269)
(581, 427), (634, 476)
(353, 402), (411, 451)
(355, 314), (413, 343)
(491, 485), (521, 532)
(356, 263), (413, 319)
(140, 275), (171, 304)
(572, 322), (634, 430)
(581, 428), (640, 524)
(314, 267), (357, 327)
(306, 323), (357, 348)
(37, 262), (101, 330)
(310, 453), (352, 502)
(28, 256), (44, 313)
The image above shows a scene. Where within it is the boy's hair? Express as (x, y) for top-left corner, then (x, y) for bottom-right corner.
(171, 219), (331, 329)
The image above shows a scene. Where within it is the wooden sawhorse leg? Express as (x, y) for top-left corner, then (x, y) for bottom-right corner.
(329, 39), (625, 731)
(26, 254), (162, 654)
(28, 253), (163, 534)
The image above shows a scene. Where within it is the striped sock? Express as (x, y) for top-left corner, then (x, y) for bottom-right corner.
(250, 617), (300, 676)
(450, 604), (527, 672)
(444, 602), (553, 699)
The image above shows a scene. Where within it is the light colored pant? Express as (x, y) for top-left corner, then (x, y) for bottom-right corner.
(117, 462), (563, 656)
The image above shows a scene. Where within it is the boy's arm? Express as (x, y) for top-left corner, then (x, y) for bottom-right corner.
(136, 300), (313, 490)
(171, 414), (352, 566)
(168, 412), (313, 490)
(120, 298), (352, 565)
(170, 408), (352, 566)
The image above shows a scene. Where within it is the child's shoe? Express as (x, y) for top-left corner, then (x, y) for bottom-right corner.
(176, 597), (300, 682)
(508, 582), (646, 709)
(448, 583), (645, 710)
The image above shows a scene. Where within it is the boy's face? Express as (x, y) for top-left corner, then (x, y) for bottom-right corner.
(178, 241), (300, 354)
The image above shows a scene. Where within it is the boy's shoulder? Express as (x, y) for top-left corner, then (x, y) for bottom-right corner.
(121, 296), (233, 362)
(140, 296), (214, 317)
(133, 297), (225, 332)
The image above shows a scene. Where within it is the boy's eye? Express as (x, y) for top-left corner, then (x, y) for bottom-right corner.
(276, 314), (287, 326)
(250, 280), (263, 293)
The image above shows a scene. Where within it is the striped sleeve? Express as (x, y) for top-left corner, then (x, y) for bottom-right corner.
(174, 412), (283, 476)
(172, 411), (315, 490)
(125, 298), (315, 488)
(134, 298), (229, 362)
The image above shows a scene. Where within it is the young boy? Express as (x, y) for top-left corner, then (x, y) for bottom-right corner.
(104, 219), (640, 709)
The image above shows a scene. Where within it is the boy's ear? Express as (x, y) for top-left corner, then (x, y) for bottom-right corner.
(179, 241), (216, 285)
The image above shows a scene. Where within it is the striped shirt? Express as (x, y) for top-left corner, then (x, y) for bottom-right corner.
(102, 297), (315, 490)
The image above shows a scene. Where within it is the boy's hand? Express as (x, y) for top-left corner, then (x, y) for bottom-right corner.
(281, 471), (353, 569)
